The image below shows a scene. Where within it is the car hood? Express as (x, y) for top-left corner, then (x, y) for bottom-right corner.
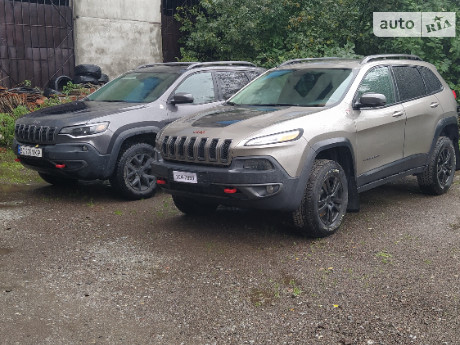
(15, 101), (146, 127)
(163, 105), (324, 139)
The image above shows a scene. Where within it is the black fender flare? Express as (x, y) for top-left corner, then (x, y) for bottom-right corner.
(429, 116), (460, 170)
(105, 122), (164, 177)
(297, 137), (359, 212)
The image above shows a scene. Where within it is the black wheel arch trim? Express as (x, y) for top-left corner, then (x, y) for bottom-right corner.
(430, 116), (460, 170)
(105, 121), (164, 177)
(300, 137), (360, 212)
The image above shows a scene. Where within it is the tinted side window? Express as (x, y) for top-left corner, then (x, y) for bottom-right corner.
(392, 66), (426, 101)
(215, 72), (249, 100)
(356, 66), (396, 105)
(175, 72), (215, 104)
(417, 66), (443, 94)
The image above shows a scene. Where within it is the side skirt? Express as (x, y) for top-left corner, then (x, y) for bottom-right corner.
(357, 166), (425, 193)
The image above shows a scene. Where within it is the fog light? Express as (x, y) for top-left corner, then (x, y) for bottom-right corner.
(266, 185), (275, 194)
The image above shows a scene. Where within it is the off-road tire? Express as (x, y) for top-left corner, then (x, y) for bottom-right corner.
(73, 75), (99, 85)
(417, 136), (456, 195)
(48, 75), (72, 91)
(98, 73), (109, 84)
(38, 172), (77, 186)
(172, 195), (218, 215)
(110, 143), (157, 200)
(291, 159), (348, 238)
(74, 64), (102, 79)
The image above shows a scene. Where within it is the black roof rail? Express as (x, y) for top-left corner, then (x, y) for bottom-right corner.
(135, 61), (256, 70)
(136, 62), (197, 69)
(361, 54), (422, 64)
(278, 57), (348, 67)
(186, 61), (257, 69)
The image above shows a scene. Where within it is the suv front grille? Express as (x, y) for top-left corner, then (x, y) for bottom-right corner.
(161, 136), (233, 165)
(15, 124), (57, 144)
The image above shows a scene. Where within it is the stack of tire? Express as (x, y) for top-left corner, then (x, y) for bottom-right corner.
(73, 64), (109, 86)
(47, 64), (109, 93)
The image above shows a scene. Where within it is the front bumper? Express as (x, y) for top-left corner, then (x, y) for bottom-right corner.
(151, 151), (303, 211)
(13, 139), (111, 180)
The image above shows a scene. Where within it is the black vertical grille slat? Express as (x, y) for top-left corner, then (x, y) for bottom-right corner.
(161, 135), (232, 165)
(29, 126), (36, 141)
(42, 127), (49, 142)
(169, 136), (177, 156)
(161, 136), (169, 156)
(24, 125), (30, 141)
(187, 137), (196, 159)
(34, 127), (41, 141)
(178, 137), (186, 157)
(38, 127), (45, 142)
(14, 124), (57, 144)
(221, 139), (232, 163)
(197, 138), (207, 160)
(209, 138), (218, 161)
(47, 128), (56, 142)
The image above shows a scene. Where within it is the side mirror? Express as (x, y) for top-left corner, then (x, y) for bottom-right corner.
(355, 93), (387, 109)
(169, 92), (194, 105)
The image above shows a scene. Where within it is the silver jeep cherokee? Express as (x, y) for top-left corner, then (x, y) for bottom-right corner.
(151, 55), (460, 237)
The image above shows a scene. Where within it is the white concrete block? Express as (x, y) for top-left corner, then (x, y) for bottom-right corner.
(74, 17), (162, 79)
(74, 0), (161, 23)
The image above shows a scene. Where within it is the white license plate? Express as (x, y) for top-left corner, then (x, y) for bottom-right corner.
(18, 145), (43, 158)
(173, 171), (197, 184)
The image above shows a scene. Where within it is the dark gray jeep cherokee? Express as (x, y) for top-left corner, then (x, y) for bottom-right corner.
(13, 62), (264, 199)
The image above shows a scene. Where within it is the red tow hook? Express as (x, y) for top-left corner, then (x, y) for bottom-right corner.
(224, 188), (237, 194)
(156, 178), (166, 185)
(14, 158), (21, 162)
(55, 164), (66, 169)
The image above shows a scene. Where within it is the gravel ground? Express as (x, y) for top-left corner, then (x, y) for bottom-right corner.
(0, 175), (459, 345)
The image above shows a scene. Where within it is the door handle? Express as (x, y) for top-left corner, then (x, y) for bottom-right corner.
(392, 111), (404, 118)
(430, 102), (439, 108)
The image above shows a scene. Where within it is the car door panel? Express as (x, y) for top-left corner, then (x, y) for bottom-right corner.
(353, 66), (406, 177)
(355, 104), (406, 176)
(402, 94), (443, 158)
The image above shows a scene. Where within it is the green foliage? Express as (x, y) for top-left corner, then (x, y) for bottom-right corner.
(40, 95), (69, 108)
(354, 0), (460, 101)
(0, 113), (16, 147)
(176, 0), (362, 67)
(0, 148), (42, 184)
(0, 93), (74, 149)
(62, 81), (80, 96)
(12, 105), (30, 117)
(176, 0), (460, 100)
(0, 106), (29, 147)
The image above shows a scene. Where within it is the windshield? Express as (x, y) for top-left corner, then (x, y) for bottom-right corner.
(229, 68), (353, 107)
(87, 71), (179, 103)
